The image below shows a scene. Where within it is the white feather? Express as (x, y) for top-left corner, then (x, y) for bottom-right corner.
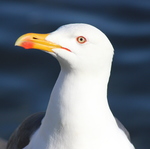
(25, 23), (134, 149)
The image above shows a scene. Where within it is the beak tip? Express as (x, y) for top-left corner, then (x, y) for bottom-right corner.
(14, 42), (18, 46)
(15, 36), (22, 47)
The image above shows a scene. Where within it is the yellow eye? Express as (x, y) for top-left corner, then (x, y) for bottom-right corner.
(76, 36), (87, 44)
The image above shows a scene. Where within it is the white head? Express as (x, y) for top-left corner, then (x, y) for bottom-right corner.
(47, 24), (114, 73)
(15, 23), (114, 74)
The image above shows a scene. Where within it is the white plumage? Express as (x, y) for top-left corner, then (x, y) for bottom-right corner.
(8, 23), (134, 149)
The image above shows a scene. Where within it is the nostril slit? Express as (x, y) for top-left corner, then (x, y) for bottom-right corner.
(33, 37), (38, 40)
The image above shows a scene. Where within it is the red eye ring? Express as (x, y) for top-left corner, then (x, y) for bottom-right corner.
(76, 36), (87, 44)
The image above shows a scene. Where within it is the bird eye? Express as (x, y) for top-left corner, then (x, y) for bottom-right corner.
(76, 36), (87, 44)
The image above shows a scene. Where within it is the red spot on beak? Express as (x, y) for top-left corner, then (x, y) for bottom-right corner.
(21, 41), (34, 49)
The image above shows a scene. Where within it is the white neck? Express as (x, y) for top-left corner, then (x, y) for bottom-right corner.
(25, 67), (134, 149)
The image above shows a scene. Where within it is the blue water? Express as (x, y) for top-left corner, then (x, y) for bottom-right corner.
(0, 0), (150, 148)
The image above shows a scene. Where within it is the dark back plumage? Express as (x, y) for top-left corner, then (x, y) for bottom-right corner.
(7, 112), (45, 149)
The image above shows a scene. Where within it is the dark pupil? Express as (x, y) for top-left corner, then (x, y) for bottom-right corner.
(80, 38), (83, 41)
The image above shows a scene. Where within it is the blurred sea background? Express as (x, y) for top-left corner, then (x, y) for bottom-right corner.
(0, 0), (150, 148)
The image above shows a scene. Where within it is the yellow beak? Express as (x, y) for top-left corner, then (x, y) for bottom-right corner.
(15, 33), (62, 52)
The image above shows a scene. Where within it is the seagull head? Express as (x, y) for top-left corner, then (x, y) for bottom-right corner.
(15, 23), (114, 73)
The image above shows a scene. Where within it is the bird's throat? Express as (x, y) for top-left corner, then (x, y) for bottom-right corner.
(38, 70), (116, 148)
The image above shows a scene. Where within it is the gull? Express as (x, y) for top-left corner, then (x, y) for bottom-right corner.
(7, 23), (134, 149)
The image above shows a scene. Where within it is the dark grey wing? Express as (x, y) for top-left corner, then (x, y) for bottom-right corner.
(7, 112), (45, 149)
(115, 118), (131, 141)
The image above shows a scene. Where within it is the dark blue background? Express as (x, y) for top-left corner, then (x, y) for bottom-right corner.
(0, 0), (150, 148)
